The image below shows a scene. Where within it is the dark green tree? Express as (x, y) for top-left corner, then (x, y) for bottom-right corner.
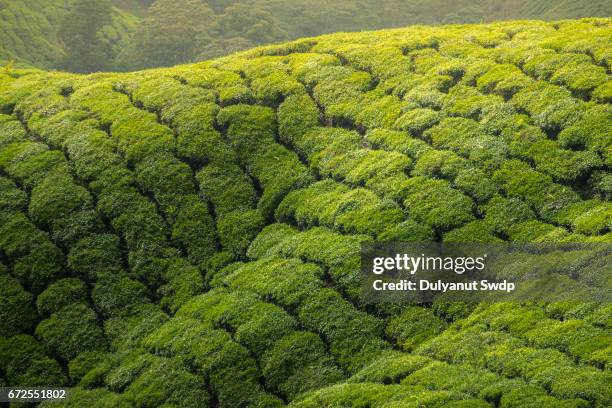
(58, 0), (113, 73)
(120, 0), (214, 69)
(215, 3), (284, 44)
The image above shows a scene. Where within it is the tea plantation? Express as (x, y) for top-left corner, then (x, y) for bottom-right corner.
(0, 18), (611, 407)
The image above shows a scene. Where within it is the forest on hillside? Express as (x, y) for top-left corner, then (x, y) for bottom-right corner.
(1, 0), (611, 72)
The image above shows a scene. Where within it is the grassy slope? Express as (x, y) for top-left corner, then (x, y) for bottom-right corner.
(0, 0), (141, 68)
(0, 18), (611, 408)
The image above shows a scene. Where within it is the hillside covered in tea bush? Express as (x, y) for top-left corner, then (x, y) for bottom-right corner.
(0, 18), (611, 407)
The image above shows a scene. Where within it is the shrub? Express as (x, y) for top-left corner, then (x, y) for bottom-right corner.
(221, 257), (325, 311)
(590, 170), (612, 201)
(0, 212), (64, 293)
(0, 142), (67, 189)
(251, 144), (313, 220)
(36, 303), (108, 360)
(157, 260), (204, 313)
(558, 104), (611, 164)
(386, 306), (447, 351)
(318, 149), (412, 187)
(209, 341), (283, 407)
(261, 331), (344, 399)
(0, 115), (26, 145)
(454, 169), (498, 202)
(246, 223), (299, 259)
(402, 361), (500, 396)
(443, 221), (502, 243)
(554, 200), (612, 235)
(476, 64), (532, 98)
(425, 117), (509, 173)
(2, 18), (612, 406)
(36, 278), (89, 317)
(92, 276), (150, 318)
(217, 209), (265, 257)
(103, 303), (169, 351)
(134, 154), (195, 202)
(413, 149), (471, 180)
(297, 288), (388, 373)
(0, 176), (27, 213)
(550, 60), (608, 99)
(171, 194), (217, 265)
(349, 351), (433, 384)
(523, 139), (601, 183)
(278, 93), (320, 145)
(0, 274), (37, 336)
(378, 219), (434, 242)
(393, 108), (442, 135)
(123, 357), (211, 408)
(442, 84), (504, 119)
(276, 180), (404, 236)
(403, 177), (475, 232)
(484, 195), (536, 235)
(512, 81), (585, 133)
(197, 164), (257, 217)
(68, 351), (108, 385)
(0, 334), (66, 386)
(355, 93), (403, 129)
(366, 129), (431, 160)
(492, 160), (580, 222)
(592, 80), (612, 103)
(507, 220), (567, 242)
(216, 104), (277, 159)
(235, 307), (297, 357)
(67, 234), (123, 280)
(251, 71), (305, 105)
(28, 170), (95, 231)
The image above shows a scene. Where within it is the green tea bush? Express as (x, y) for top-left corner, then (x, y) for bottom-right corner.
(197, 163), (257, 216)
(492, 160), (580, 222)
(36, 278), (89, 317)
(403, 177), (475, 232)
(512, 81), (585, 133)
(443, 220), (503, 242)
(385, 306), (448, 352)
(92, 276), (151, 318)
(36, 303), (108, 361)
(366, 128), (432, 160)
(0, 334), (66, 386)
(0, 272), (37, 336)
(0, 212), (64, 293)
(217, 209), (264, 258)
(122, 357), (211, 408)
(483, 195), (536, 235)
(261, 331), (344, 399)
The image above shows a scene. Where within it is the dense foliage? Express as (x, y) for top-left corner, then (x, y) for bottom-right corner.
(1, 0), (611, 71)
(0, 18), (611, 407)
(0, 0), (141, 69)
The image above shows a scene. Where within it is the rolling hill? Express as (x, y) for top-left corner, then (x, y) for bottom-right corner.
(0, 18), (611, 407)
(1, 0), (611, 70)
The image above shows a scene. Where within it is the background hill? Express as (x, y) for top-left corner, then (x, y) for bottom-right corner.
(1, 0), (611, 72)
(0, 0), (145, 68)
(0, 18), (610, 407)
